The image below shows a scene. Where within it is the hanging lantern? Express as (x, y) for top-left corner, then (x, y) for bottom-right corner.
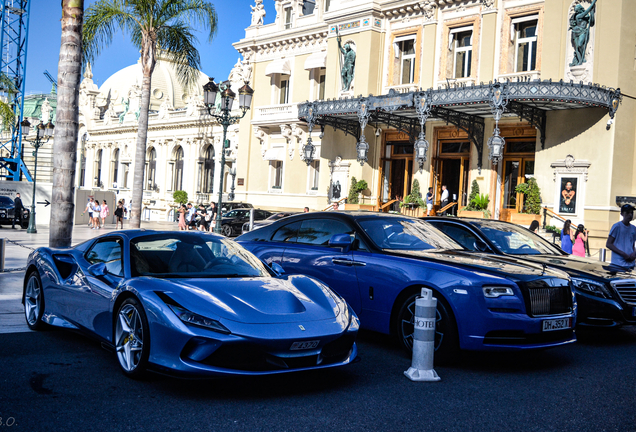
(303, 137), (315, 165)
(356, 136), (369, 165)
(487, 132), (505, 163)
(414, 132), (429, 170)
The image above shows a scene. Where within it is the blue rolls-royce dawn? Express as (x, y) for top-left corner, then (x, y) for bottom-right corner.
(237, 212), (576, 361)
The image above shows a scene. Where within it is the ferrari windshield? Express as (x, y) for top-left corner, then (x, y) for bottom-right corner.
(130, 233), (270, 278)
(358, 218), (462, 251)
(470, 221), (560, 255)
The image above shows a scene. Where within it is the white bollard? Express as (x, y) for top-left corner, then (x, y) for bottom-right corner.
(404, 288), (441, 382)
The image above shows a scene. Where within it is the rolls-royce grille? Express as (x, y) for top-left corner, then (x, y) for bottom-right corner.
(527, 286), (572, 316)
(611, 280), (636, 305)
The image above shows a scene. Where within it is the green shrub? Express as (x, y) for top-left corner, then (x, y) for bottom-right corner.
(347, 177), (368, 204)
(400, 179), (426, 208)
(471, 193), (489, 211)
(466, 180), (480, 210)
(173, 190), (188, 205)
(515, 177), (542, 214)
(545, 225), (561, 235)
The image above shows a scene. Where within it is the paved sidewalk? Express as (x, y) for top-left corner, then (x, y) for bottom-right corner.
(0, 220), (180, 334)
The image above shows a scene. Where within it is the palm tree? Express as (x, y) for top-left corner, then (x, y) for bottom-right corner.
(83, 0), (218, 228)
(49, 0), (84, 248)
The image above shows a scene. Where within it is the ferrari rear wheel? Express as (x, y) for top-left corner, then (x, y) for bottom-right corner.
(24, 271), (45, 330)
(221, 224), (233, 237)
(396, 292), (459, 363)
(115, 298), (150, 378)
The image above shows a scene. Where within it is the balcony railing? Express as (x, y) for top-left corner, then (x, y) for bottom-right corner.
(497, 71), (542, 82)
(252, 103), (299, 124)
(385, 83), (420, 94)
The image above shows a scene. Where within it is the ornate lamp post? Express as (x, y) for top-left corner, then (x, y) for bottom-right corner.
(23, 119), (55, 233)
(202, 78), (253, 234)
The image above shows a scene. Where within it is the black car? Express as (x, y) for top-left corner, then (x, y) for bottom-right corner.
(426, 217), (636, 328)
(220, 208), (272, 237)
(218, 202), (253, 213)
(241, 211), (300, 234)
(0, 196), (29, 228)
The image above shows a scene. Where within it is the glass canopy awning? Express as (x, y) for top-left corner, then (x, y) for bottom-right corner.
(297, 80), (622, 171)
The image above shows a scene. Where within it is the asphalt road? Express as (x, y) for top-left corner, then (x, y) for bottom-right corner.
(1, 325), (635, 432)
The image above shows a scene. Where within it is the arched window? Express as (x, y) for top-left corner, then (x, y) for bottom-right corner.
(145, 148), (156, 190)
(111, 149), (119, 188)
(202, 146), (214, 193)
(173, 146), (184, 191)
(95, 149), (102, 187)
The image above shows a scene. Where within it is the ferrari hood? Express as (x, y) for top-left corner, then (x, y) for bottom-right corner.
(155, 275), (341, 324)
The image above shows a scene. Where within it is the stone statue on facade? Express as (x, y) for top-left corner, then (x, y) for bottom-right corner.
(158, 94), (174, 119)
(41, 98), (52, 123)
(119, 97), (129, 124)
(250, 0), (266, 26)
(336, 29), (356, 92)
(569, 0), (597, 67)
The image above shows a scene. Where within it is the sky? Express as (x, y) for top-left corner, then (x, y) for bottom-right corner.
(25, 0), (277, 95)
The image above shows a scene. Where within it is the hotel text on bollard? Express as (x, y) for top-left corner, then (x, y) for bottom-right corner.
(404, 288), (441, 382)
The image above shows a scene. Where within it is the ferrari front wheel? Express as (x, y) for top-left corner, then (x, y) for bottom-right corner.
(115, 298), (150, 379)
(24, 271), (45, 330)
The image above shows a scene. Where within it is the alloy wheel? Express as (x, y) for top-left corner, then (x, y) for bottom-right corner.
(115, 303), (144, 372)
(24, 274), (41, 327)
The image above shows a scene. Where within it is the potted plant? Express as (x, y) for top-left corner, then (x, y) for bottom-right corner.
(511, 178), (542, 224)
(459, 180), (491, 218)
(345, 177), (374, 210)
(399, 179), (426, 216)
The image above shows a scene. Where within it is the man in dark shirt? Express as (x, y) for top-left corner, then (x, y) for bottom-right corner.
(12, 193), (23, 229)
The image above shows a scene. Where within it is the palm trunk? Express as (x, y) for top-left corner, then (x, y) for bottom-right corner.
(129, 37), (156, 228)
(49, 0), (83, 248)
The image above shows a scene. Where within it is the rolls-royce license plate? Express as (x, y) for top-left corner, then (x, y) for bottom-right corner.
(542, 318), (571, 332)
(290, 340), (319, 350)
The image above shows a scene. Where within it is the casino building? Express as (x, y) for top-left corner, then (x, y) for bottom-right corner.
(230, 0), (635, 250)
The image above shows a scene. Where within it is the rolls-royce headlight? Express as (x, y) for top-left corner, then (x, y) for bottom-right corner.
(572, 278), (611, 299)
(483, 286), (515, 298)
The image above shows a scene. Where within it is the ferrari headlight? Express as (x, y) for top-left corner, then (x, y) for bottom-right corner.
(483, 286), (515, 298)
(168, 304), (231, 334)
(572, 278), (610, 299)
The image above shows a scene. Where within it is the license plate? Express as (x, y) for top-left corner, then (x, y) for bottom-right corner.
(542, 318), (571, 332)
(290, 340), (320, 350)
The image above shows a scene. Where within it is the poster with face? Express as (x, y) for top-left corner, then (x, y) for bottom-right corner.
(560, 178), (577, 214)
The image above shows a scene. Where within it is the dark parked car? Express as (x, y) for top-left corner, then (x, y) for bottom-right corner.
(237, 212), (576, 360)
(242, 211), (300, 234)
(426, 217), (636, 328)
(0, 195), (29, 228)
(218, 202), (253, 213)
(221, 208), (272, 237)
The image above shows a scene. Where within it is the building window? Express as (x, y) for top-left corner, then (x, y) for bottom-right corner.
(450, 28), (473, 78)
(394, 36), (416, 84)
(325, 0), (330, 12)
(310, 160), (320, 190)
(202, 146), (214, 193)
(95, 149), (102, 187)
(284, 7), (292, 29)
(270, 160), (283, 189)
(173, 146), (184, 191)
(279, 77), (290, 104)
(512, 16), (538, 72)
(111, 149), (119, 188)
(318, 69), (326, 100)
(145, 148), (156, 190)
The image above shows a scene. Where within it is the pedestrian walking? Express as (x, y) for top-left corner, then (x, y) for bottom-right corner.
(572, 224), (588, 257)
(207, 202), (216, 232)
(12, 193), (23, 229)
(529, 220), (540, 233)
(178, 204), (187, 231)
(121, 199), (128, 219)
(83, 197), (96, 228)
(426, 187), (434, 216)
(186, 203), (196, 230)
(92, 200), (101, 229)
(304, 207), (310, 213)
(561, 219), (573, 254)
(100, 200), (109, 228)
(114, 200), (124, 229)
(197, 204), (209, 231)
(606, 204), (636, 269)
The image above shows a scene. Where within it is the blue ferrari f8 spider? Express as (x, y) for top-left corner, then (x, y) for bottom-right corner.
(23, 230), (359, 378)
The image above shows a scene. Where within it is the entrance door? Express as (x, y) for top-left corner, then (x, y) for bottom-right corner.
(432, 156), (469, 210)
(501, 157), (535, 217)
(378, 134), (414, 207)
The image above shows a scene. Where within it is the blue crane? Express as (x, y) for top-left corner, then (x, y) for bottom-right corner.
(0, 0), (32, 181)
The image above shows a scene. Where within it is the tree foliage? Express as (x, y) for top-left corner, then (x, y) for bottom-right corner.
(173, 190), (188, 205)
(347, 177), (368, 204)
(401, 179), (425, 208)
(515, 177), (542, 214)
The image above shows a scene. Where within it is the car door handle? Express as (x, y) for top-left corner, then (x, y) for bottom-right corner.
(332, 258), (354, 266)
(351, 261), (366, 267)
